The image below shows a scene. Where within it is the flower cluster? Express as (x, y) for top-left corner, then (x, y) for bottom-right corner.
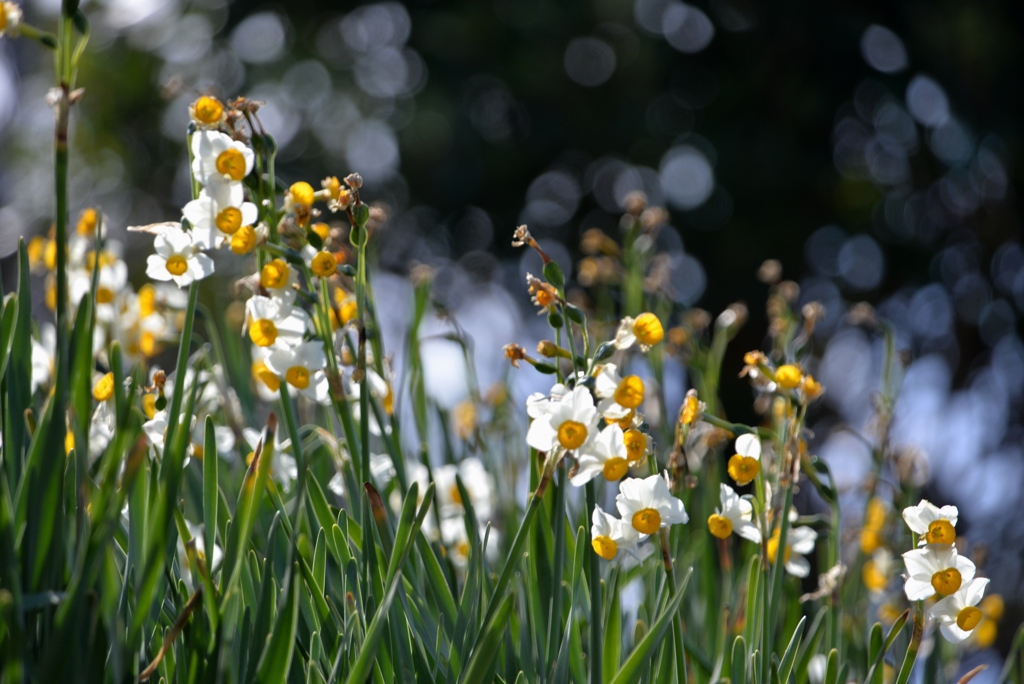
(900, 500), (990, 643)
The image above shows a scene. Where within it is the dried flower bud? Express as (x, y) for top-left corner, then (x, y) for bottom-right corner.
(758, 259), (782, 284)
(776, 280), (800, 303)
(623, 190), (647, 216)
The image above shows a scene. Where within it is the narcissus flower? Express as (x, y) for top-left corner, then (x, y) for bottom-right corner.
(767, 525), (817, 577)
(902, 544), (976, 601)
(191, 130), (254, 185)
(863, 548), (895, 595)
(265, 340), (328, 401)
(571, 424), (631, 485)
(775, 364), (802, 389)
(145, 225), (215, 288)
(0, 2), (22, 37)
(434, 457), (495, 521)
(615, 312), (664, 351)
(594, 364), (644, 420)
(902, 500), (958, 546)
(245, 296), (309, 348)
(189, 96), (225, 128)
(591, 505), (640, 561)
(929, 578), (989, 643)
(616, 473), (688, 536)
(182, 186), (256, 247)
(727, 433), (761, 486)
(526, 385), (599, 455)
(260, 258), (299, 305)
(707, 483), (761, 543)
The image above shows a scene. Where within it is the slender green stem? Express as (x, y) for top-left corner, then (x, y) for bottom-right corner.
(160, 283), (199, 474)
(278, 383), (307, 556)
(585, 481), (602, 684)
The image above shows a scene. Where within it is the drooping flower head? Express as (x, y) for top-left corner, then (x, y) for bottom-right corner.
(727, 433), (761, 487)
(767, 525), (817, 577)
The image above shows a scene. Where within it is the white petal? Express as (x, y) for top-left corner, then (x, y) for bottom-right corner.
(904, 577), (934, 601)
(146, 255), (172, 281)
(786, 555), (810, 578)
(570, 456), (605, 486)
(526, 418), (558, 452)
(188, 253), (216, 280)
(735, 433), (761, 459)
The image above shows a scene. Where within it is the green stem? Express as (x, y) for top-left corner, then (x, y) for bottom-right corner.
(160, 283), (199, 471)
(893, 606), (923, 684)
(278, 384), (307, 556)
(763, 484), (793, 683)
(585, 481), (602, 684)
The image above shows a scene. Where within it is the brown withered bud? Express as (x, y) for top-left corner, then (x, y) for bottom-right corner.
(580, 228), (608, 255)
(623, 191), (647, 216)
(639, 206), (669, 231)
(846, 301), (878, 327)
(802, 301), (826, 326)
(758, 259), (783, 284)
(686, 308), (712, 333)
(775, 280), (800, 303)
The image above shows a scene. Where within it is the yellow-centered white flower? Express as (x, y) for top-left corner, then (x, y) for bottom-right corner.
(902, 544), (976, 601)
(245, 296), (309, 349)
(593, 363), (645, 420)
(727, 433), (762, 487)
(767, 525), (817, 577)
(570, 424), (631, 486)
(145, 225), (215, 288)
(435, 457), (496, 521)
(525, 385), (599, 455)
(928, 578), (989, 643)
(707, 483), (761, 543)
(265, 340), (329, 401)
(616, 473), (688, 537)
(591, 505), (640, 561)
(902, 499), (958, 546)
(191, 130), (255, 186)
(182, 185), (258, 249)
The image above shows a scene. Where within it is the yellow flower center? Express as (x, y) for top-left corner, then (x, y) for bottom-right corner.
(601, 457), (629, 481)
(194, 96), (224, 125)
(192, 444), (204, 460)
(592, 535), (618, 560)
(140, 331), (159, 357)
(557, 420), (588, 450)
(96, 287), (115, 304)
(613, 410), (636, 431)
(142, 394), (157, 419)
(802, 374), (823, 399)
(249, 319), (278, 347)
(859, 528), (881, 554)
(311, 250), (337, 277)
(679, 395), (699, 425)
(261, 258), (290, 290)
(46, 280), (57, 311)
(340, 298), (358, 325)
(775, 364), (802, 389)
(766, 531), (792, 566)
(251, 359), (281, 391)
(956, 606), (983, 631)
(613, 375), (645, 410)
(231, 225), (258, 254)
(926, 519), (956, 545)
(216, 148), (247, 181)
(27, 236), (46, 268)
(862, 560), (887, 592)
(216, 206), (243, 234)
(139, 284), (157, 317)
(632, 312), (664, 347)
(285, 365), (310, 390)
(707, 513), (733, 539)
(312, 222), (331, 241)
(45, 240), (57, 270)
(93, 372), (115, 402)
(165, 254), (188, 276)
(383, 383), (394, 415)
(449, 484), (463, 505)
(623, 428), (646, 462)
(76, 208), (98, 236)
(727, 454), (760, 486)
(632, 508), (662, 535)
(289, 181), (316, 207)
(931, 568), (962, 596)
(65, 431), (75, 456)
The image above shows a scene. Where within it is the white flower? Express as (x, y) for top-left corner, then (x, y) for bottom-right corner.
(143, 410), (170, 452)
(30, 324), (56, 393)
(245, 296), (310, 349)
(593, 364), (644, 420)
(591, 505), (640, 562)
(734, 433), (761, 459)
(182, 186), (258, 249)
(616, 473), (688, 537)
(191, 130), (255, 186)
(807, 654), (827, 684)
(769, 526), (817, 577)
(435, 457), (496, 521)
(902, 544), (976, 601)
(177, 520), (223, 592)
(440, 516), (500, 570)
(613, 312), (664, 352)
(265, 339), (329, 402)
(929, 578), (989, 643)
(902, 499), (958, 546)
(708, 483), (761, 543)
(525, 383), (568, 418)
(146, 225), (215, 288)
(1, 2), (22, 37)
(570, 424), (630, 486)
(727, 433), (762, 487)
(525, 385), (599, 455)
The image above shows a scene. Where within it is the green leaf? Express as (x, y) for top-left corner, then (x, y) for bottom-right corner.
(460, 591), (516, 684)
(602, 573), (621, 684)
(0, 295), (18, 384)
(730, 636), (746, 684)
(256, 563), (301, 684)
(864, 610), (909, 684)
(777, 615), (806, 684)
(203, 416), (219, 569)
(823, 648), (838, 684)
(608, 567), (693, 684)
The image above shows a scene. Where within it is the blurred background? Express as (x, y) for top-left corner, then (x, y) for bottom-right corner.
(1, 0), (1022, 666)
